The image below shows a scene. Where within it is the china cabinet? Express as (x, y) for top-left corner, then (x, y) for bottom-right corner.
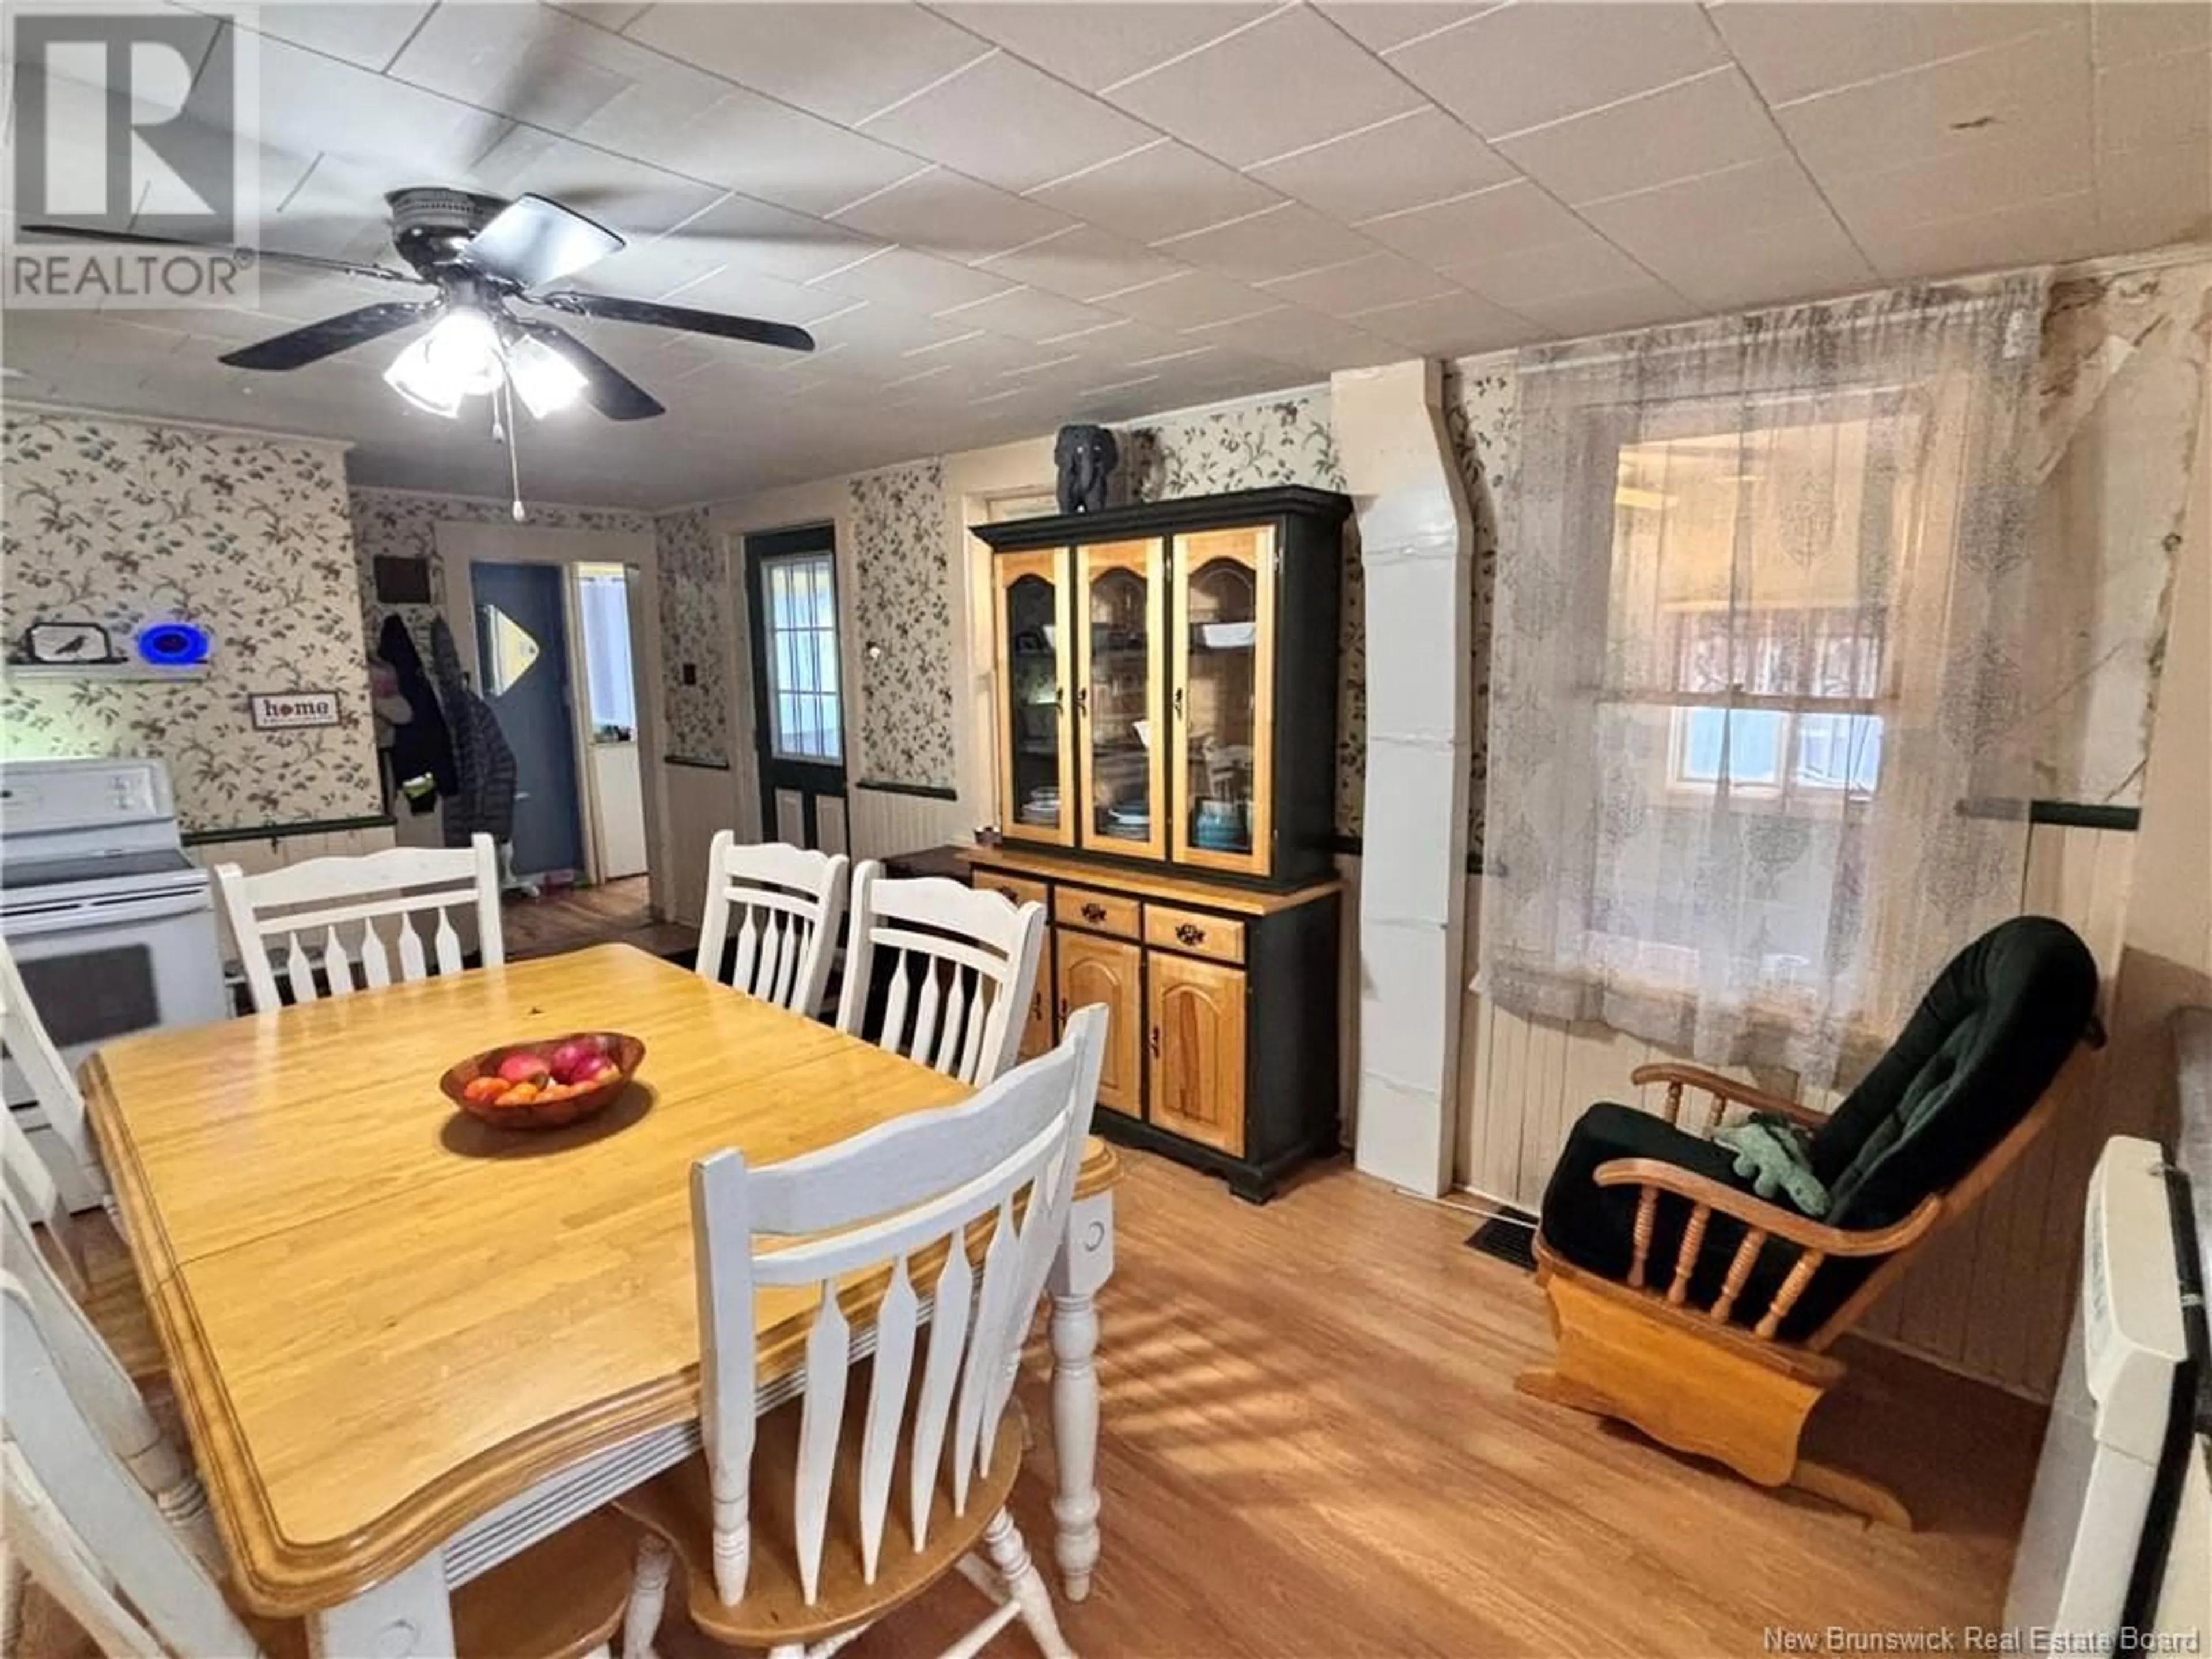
(968, 486), (1350, 1199)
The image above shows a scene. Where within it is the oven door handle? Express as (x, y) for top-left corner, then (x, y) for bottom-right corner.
(1, 888), (213, 937)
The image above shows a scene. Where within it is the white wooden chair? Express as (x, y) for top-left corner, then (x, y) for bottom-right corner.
(1, 1266), (641, 1659)
(3, 1108), (88, 1297)
(694, 833), (850, 1017)
(1, 938), (118, 1229)
(833, 861), (1046, 1088)
(215, 834), (503, 1014)
(615, 1006), (1108, 1659)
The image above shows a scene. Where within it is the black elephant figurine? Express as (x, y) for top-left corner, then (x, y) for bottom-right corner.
(1055, 423), (1120, 514)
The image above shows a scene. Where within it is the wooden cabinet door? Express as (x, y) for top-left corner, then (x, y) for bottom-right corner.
(1147, 952), (1247, 1155)
(1169, 525), (1277, 877)
(994, 548), (1075, 847)
(1074, 537), (1166, 860)
(1018, 932), (1054, 1061)
(1056, 931), (1142, 1113)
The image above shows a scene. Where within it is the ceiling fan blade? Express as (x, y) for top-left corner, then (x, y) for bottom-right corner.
(523, 290), (815, 354)
(460, 195), (624, 290)
(19, 223), (429, 289)
(521, 324), (664, 422)
(219, 301), (441, 371)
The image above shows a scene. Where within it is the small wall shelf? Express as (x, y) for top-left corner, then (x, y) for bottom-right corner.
(5, 661), (211, 682)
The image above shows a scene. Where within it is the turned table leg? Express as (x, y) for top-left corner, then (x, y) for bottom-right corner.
(1047, 1187), (1113, 1603)
(308, 1549), (453, 1659)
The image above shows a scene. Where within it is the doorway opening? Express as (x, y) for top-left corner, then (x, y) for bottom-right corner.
(574, 562), (650, 884)
(744, 525), (848, 853)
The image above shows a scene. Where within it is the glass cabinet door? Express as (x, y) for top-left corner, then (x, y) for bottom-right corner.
(1171, 525), (1275, 873)
(1075, 538), (1166, 860)
(994, 548), (1074, 846)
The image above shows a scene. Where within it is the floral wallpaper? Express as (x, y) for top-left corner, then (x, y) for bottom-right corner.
(653, 506), (730, 766)
(849, 459), (955, 789)
(2, 412), (381, 834)
(1444, 357), (1518, 861)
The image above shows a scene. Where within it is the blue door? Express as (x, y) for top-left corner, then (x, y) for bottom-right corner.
(469, 560), (585, 880)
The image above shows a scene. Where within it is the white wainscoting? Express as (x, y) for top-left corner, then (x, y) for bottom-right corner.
(846, 789), (970, 865)
(1450, 821), (2141, 1400)
(659, 763), (743, 929)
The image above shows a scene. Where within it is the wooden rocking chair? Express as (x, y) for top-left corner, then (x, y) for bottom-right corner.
(1517, 916), (2102, 1527)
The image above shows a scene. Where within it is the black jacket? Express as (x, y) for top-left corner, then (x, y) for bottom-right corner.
(376, 614), (457, 811)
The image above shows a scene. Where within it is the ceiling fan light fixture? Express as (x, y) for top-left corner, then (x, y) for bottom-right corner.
(419, 307), (505, 397)
(506, 332), (588, 419)
(382, 336), (464, 419)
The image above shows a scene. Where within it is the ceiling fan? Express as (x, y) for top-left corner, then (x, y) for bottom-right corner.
(25, 188), (816, 424)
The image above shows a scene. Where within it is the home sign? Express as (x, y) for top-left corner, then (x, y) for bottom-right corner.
(249, 690), (340, 730)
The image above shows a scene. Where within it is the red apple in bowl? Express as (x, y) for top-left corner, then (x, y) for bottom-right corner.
(497, 1052), (552, 1086)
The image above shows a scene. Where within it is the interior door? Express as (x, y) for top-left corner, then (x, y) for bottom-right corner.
(1170, 525), (1277, 876)
(1075, 538), (1166, 860)
(1148, 951), (1247, 1154)
(1056, 931), (1142, 1113)
(745, 527), (847, 851)
(469, 560), (585, 880)
(994, 549), (1075, 847)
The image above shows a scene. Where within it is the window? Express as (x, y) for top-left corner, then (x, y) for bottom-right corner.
(575, 565), (637, 737)
(1663, 604), (1885, 798)
(761, 551), (842, 763)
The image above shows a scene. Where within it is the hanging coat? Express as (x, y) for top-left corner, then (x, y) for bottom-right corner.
(429, 615), (518, 848)
(376, 615), (458, 811)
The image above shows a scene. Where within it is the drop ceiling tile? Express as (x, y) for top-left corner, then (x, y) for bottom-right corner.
(646, 192), (888, 287)
(1340, 289), (1535, 356)
(1047, 317), (1195, 361)
(1103, 6), (1425, 168)
(1249, 107), (1517, 223)
(975, 224), (1187, 301)
(1359, 179), (1589, 268)
(807, 245), (1018, 312)
(648, 92), (930, 219)
(1256, 249), (1458, 316)
(388, 2), (695, 132)
(622, 2), (992, 126)
(1499, 67), (1788, 204)
(1854, 190), (2105, 279)
(933, 285), (1124, 343)
(1320, 3), (1485, 53)
(1639, 213), (1880, 310)
(1387, 1), (1728, 139)
(930, 3), (1274, 93)
(1156, 202), (1379, 283)
(1824, 124), (2094, 238)
(581, 244), (855, 325)
(1024, 138), (1285, 244)
(2092, 0), (2211, 63)
(2097, 49), (2212, 153)
(1090, 268), (1281, 329)
(1580, 154), (1833, 263)
(804, 301), (983, 362)
(248, 3), (432, 71)
(1777, 20), (2093, 182)
(2098, 137), (2212, 245)
(551, 2), (651, 29)
(858, 51), (1158, 195)
(1186, 305), (1406, 371)
(243, 37), (509, 184)
(1446, 232), (1649, 310)
(1508, 276), (1696, 341)
(1709, 2), (2070, 104)
(830, 166), (1074, 263)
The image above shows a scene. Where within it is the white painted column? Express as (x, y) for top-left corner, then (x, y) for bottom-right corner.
(1331, 360), (1474, 1196)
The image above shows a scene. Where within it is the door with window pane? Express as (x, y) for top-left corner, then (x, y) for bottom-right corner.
(744, 527), (847, 853)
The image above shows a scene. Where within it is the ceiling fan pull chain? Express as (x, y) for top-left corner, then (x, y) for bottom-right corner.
(504, 381), (528, 523)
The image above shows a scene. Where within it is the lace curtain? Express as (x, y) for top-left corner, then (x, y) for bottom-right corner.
(1479, 274), (2051, 1089)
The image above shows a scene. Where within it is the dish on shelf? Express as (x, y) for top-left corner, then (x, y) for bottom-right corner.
(1197, 622), (1256, 649)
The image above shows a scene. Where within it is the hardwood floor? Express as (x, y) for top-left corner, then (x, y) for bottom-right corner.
(502, 876), (700, 963)
(14, 1154), (2044, 1658)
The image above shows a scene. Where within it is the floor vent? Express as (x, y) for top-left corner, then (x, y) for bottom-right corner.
(1465, 1206), (1539, 1272)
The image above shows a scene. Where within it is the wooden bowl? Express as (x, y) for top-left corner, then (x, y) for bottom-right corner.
(440, 1033), (646, 1131)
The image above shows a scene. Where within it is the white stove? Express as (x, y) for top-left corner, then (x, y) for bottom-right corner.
(1, 758), (228, 1207)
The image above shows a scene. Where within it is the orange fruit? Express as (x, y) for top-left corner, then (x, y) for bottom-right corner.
(462, 1077), (508, 1104)
(502, 1082), (541, 1105)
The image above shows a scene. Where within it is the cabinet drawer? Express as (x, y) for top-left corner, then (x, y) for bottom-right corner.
(1054, 885), (1141, 940)
(976, 871), (1048, 911)
(1143, 904), (1244, 965)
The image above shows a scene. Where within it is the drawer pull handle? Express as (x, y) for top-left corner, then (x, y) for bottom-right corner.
(1075, 684), (1089, 714)
(1173, 686), (1185, 719)
(1148, 1025), (1161, 1058)
(1032, 993), (1043, 1019)
(1175, 922), (1205, 946)
(1058, 999), (1070, 1021)
(1081, 902), (1107, 923)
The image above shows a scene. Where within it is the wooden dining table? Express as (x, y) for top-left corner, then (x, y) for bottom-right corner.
(84, 942), (1121, 1657)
